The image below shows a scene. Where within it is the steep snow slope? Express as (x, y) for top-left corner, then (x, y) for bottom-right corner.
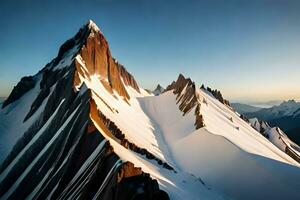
(78, 58), (225, 200)
(0, 75), (51, 163)
(139, 85), (300, 200)
(245, 100), (300, 120)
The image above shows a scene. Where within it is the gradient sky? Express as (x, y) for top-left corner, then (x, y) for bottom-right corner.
(0, 0), (300, 102)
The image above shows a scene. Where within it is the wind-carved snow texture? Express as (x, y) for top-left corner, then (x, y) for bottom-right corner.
(0, 20), (300, 200)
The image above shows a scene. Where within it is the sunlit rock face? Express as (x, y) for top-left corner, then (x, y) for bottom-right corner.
(73, 20), (140, 102)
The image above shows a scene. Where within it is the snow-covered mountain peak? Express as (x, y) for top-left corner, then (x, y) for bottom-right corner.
(86, 19), (101, 32)
(279, 99), (299, 109)
(46, 20), (144, 102)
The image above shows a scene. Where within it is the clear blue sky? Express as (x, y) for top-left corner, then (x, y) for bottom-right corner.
(0, 0), (300, 102)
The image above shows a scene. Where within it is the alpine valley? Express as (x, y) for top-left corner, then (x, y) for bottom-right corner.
(0, 20), (300, 200)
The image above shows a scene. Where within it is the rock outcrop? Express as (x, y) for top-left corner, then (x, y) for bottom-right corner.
(205, 86), (230, 106)
(165, 74), (205, 129)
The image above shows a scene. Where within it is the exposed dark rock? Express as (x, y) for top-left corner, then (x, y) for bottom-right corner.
(166, 74), (205, 129)
(195, 104), (205, 129)
(206, 87), (230, 106)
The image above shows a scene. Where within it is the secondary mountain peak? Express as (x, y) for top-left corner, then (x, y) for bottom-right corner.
(86, 19), (101, 32)
(165, 74), (194, 94)
(153, 84), (165, 95)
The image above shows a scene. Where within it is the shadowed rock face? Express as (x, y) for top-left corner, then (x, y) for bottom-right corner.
(116, 162), (169, 200)
(0, 20), (169, 200)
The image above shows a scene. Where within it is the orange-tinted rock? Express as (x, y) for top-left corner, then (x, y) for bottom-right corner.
(195, 104), (205, 129)
(165, 74), (198, 115)
(118, 64), (140, 92)
(72, 21), (140, 102)
(117, 162), (143, 183)
(166, 74), (205, 129)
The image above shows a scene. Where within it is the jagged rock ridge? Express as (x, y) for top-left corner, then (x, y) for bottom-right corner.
(165, 74), (205, 129)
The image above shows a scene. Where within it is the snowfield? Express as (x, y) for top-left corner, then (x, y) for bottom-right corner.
(81, 67), (300, 199)
(139, 90), (300, 200)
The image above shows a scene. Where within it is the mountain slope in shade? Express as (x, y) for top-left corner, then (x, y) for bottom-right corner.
(0, 20), (300, 200)
(245, 100), (300, 120)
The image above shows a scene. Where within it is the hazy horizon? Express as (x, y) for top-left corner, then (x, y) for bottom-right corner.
(1, 0), (300, 102)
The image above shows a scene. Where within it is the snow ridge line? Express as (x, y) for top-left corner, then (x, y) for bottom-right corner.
(96, 109), (176, 172)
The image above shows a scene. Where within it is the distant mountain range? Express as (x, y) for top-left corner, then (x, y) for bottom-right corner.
(231, 103), (262, 114)
(232, 100), (300, 145)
